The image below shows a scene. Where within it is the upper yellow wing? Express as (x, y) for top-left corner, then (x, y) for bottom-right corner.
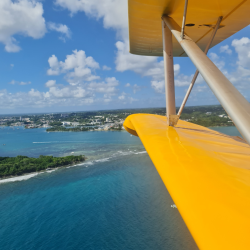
(128, 0), (250, 56)
(124, 114), (250, 250)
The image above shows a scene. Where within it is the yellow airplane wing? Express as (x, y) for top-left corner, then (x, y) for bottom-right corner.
(128, 0), (250, 56)
(124, 114), (250, 250)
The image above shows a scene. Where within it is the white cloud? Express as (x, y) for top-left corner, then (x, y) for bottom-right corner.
(150, 63), (195, 93)
(115, 41), (158, 75)
(0, 76), (121, 109)
(10, 64), (14, 68)
(103, 65), (111, 70)
(46, 85), (90, 99)
(115, 41), (189, 92)
(47, 22), (71, 41)
(209, 52), (225, 70)
(47, 50), (100, 84)
(124, 82), (144, 93)
(118, 92), (137, 104)
(0, 0), (46, 52)
(26, 77), (119, 107)
(19, 81), (31, 85)
(132, 84), (142, 94)
(0, 87), (94, 109)
(118, 92), (126, 100)
(9, 80), (15, 85)
(220, 45), (232, 55)
(45, 80), (56, 88)
(151, 81), (164, 94)
(87, 77), (119, 97)
(47, 55), (60, 75)
(54, 0), (197, 95)
(232, 37), (250, 70)
(224, 37), (250, 89)
(29, 88), (42, 97)
(54, 0), (128, 39)
(9, 80), (31, 85)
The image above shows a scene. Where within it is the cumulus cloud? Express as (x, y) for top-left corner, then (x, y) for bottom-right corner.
(54, 0), (128, 39)
(0, 88), (95, 109)
(150, 63), (190, 93)
(47, 50), (100, 84)
(125, 83), (130, 87)
(115, 40), (196, 93)
(45, 80), (56, 88)
(209, 52), (225, 71)
(226, 37), (250, 89)
(118, 92), (126, 100)
(0, 75), (124, 109)
(0, 0), (46, 52)
(220, 45), (232, 55)
(87, 77), (119, 97)
(232, 37), (250, 71)
(54, 0), (199, 95)
(47, 22), (71, 41)
(42, 50), (124, 106)
(151, 81), (165, 94)
(103, 65), (111, 70)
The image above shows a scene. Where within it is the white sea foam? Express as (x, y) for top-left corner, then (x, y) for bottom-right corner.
(33, 142), (52, 144)
(95, 158), (110, 163)
(46, 169), (57, 173)
(66, 161), (94, 168)
(0, 168), (59, 184)
(33, 141), (86, 144)
(84, 161), (94, 165)
(0, 173), (39, 184)
(135, 151), (147, 155)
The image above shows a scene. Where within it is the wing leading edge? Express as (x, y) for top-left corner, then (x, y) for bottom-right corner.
(123, 114), (250, 250)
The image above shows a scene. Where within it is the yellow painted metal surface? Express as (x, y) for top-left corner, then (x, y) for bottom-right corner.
(128, 0), (250, 56)
(124, 114), (250, 250)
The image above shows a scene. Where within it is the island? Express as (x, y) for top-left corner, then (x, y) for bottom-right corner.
(0, 155), (85, 178)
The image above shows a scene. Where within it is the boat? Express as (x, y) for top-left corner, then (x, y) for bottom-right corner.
(123, 1), (250, 249)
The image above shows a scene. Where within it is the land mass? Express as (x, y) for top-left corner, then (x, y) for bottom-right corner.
(0, 155), (85, 178)
(0, 105), (234, 130)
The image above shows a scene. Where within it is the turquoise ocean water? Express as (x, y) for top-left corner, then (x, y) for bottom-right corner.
(0, 126), (240, 250)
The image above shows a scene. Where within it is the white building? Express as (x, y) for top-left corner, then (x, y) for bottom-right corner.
(62, 121), (71, 126)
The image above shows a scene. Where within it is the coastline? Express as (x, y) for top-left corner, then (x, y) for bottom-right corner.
(0, 160), (87, 184)
(0, 154), (86, 183)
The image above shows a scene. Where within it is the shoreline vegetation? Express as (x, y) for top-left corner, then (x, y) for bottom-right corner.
(46, 124), (123, 132)
(46, 126), (91, 132)
(0, 155), (85, 179)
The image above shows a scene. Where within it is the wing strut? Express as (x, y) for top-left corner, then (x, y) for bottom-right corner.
(162, 20), (177, 126)
(180, 0), (188, 40)
(162, 15), (250, 144)
(177, 16), (223, 117)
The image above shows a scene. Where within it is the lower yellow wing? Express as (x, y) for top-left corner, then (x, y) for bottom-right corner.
(124, 114), (250, 250)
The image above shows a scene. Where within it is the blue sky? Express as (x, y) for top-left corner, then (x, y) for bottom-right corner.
(0, 0), (250, 114)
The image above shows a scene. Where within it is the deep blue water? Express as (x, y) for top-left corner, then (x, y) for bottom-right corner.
(0, 126), (240, 250)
